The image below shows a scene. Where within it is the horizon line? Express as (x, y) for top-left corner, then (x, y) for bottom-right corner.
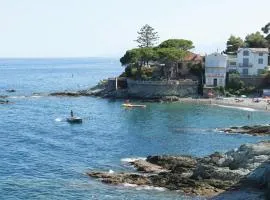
(0, 56), (120, 59)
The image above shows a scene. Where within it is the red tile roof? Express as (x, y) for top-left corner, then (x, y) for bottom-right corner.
(184, 52), (203, 62)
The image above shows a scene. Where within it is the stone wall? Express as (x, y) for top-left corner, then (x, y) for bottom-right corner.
(107, 78), (127, 91)
(127, 79), (198, 98)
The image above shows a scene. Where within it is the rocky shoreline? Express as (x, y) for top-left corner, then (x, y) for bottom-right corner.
(220, 125), (270, 136)
(88, 141), (270, 198)
(48, 81), (186, 102)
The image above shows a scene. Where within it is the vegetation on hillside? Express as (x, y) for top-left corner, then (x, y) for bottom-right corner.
(120, 24), (198, 80)
(224, 22), (270, 55)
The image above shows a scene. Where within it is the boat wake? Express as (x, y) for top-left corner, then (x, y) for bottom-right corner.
(215, 104), (256, 112)
(55, 118), (64, 122)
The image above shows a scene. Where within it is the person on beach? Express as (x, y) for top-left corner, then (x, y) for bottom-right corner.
(70, 110), (74, 117)
(247, 113), (250, 119)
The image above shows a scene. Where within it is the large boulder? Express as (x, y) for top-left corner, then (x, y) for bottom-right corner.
(146, 155), (197, 171)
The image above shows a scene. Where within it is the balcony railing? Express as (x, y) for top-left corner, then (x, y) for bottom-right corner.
(238, 63), (253, 68)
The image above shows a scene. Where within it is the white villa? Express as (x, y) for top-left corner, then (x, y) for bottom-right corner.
(227, 48), (269, 76)
(205, 53), (227, 87)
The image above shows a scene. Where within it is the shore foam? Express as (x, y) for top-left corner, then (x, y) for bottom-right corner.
(121, 183), (166, 191)
(121, 157), (146, 163)
(215, 104), (256, 112)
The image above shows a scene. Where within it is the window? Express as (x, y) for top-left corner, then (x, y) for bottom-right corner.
(243, 69), (248, 75)
(243, 58), (249, 66)
(243, 50), (249, 56)
(258, 58), (263, 64)
(259, 53), (263, 56)
(213, 78), (217, 86)
(230, 62), (236, 66)
(219, 78), (223, 86)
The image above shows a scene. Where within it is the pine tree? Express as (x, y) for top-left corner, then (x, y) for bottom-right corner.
(135, 24), (159, 48)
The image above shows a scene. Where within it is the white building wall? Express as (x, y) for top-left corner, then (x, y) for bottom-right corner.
(205, 53), (227, 87)
(237, 48), (268, 75)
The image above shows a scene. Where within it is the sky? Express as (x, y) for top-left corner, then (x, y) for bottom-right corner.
(0, 0), (269, 58)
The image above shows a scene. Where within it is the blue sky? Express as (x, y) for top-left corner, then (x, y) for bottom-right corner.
(0, 0), (269, 58)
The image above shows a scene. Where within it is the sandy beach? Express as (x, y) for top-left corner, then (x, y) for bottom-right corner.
(179, 97), (270, 112)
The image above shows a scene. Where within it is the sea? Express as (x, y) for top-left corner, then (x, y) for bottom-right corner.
(0, 58), (270, 200)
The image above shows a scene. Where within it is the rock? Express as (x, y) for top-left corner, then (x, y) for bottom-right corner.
(0, 99), (10, 104)
(192, 164), (248, 182)
(219, 125), (270, 136)
(88, 141), (270, 197)
(6, 89), (16, 92)
(87, 172), (151, 185)
(146, 155), (197, 171)
(160, 96), (180, 102)
(130, 159), (169, 173)
(49, 92), (82, 97)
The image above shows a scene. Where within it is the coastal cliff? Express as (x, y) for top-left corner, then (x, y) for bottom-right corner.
(88, 141), (270, 198)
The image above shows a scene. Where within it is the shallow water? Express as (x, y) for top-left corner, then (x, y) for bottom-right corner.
(1, 58), (269, 199)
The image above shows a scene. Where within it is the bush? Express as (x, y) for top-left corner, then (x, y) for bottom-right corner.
(141, 66), (153, 78)
(214, 86), (225, 96)
(226, 73), (245, 90)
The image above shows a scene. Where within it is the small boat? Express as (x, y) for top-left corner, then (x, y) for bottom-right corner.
(66, 117), (83, 124)
(122, 103), (146, 108)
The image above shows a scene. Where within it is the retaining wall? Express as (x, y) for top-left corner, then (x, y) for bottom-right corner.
(127, 79), (198, 98)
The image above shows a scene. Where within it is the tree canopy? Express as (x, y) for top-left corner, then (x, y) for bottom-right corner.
(135, 24), (159, 48)
(262, 22), (270, 34)
(224, 35), (244, 55)
(245, 31), (268, 48)
(157, 48), (187, 62)
(158, 39), (194, 51)
(261, 22), (270, 48)
(120, 48), (142, 66)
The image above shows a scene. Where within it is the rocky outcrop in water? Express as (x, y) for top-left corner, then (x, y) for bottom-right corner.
(0, 98), (11, 104)
(88, 141), (270, 198)
(49, 80), (128, 99)
(220, 125), (270, 136)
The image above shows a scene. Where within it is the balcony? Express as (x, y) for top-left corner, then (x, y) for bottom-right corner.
(238, 63), (253, 68)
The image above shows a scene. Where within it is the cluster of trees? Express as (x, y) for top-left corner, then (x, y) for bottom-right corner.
(224, 22), (270, 55)
(120, 24), (196, 80)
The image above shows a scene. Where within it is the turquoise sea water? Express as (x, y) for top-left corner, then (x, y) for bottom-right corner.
(1, 58), (270, 200)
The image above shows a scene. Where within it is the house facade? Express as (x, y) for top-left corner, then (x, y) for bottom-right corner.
(236, 48), (269, 76)
(161, 52), (203, 80)
(205, 53), (227, 87)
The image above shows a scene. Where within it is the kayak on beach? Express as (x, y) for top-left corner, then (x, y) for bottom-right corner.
(122, 103), (146, 108)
